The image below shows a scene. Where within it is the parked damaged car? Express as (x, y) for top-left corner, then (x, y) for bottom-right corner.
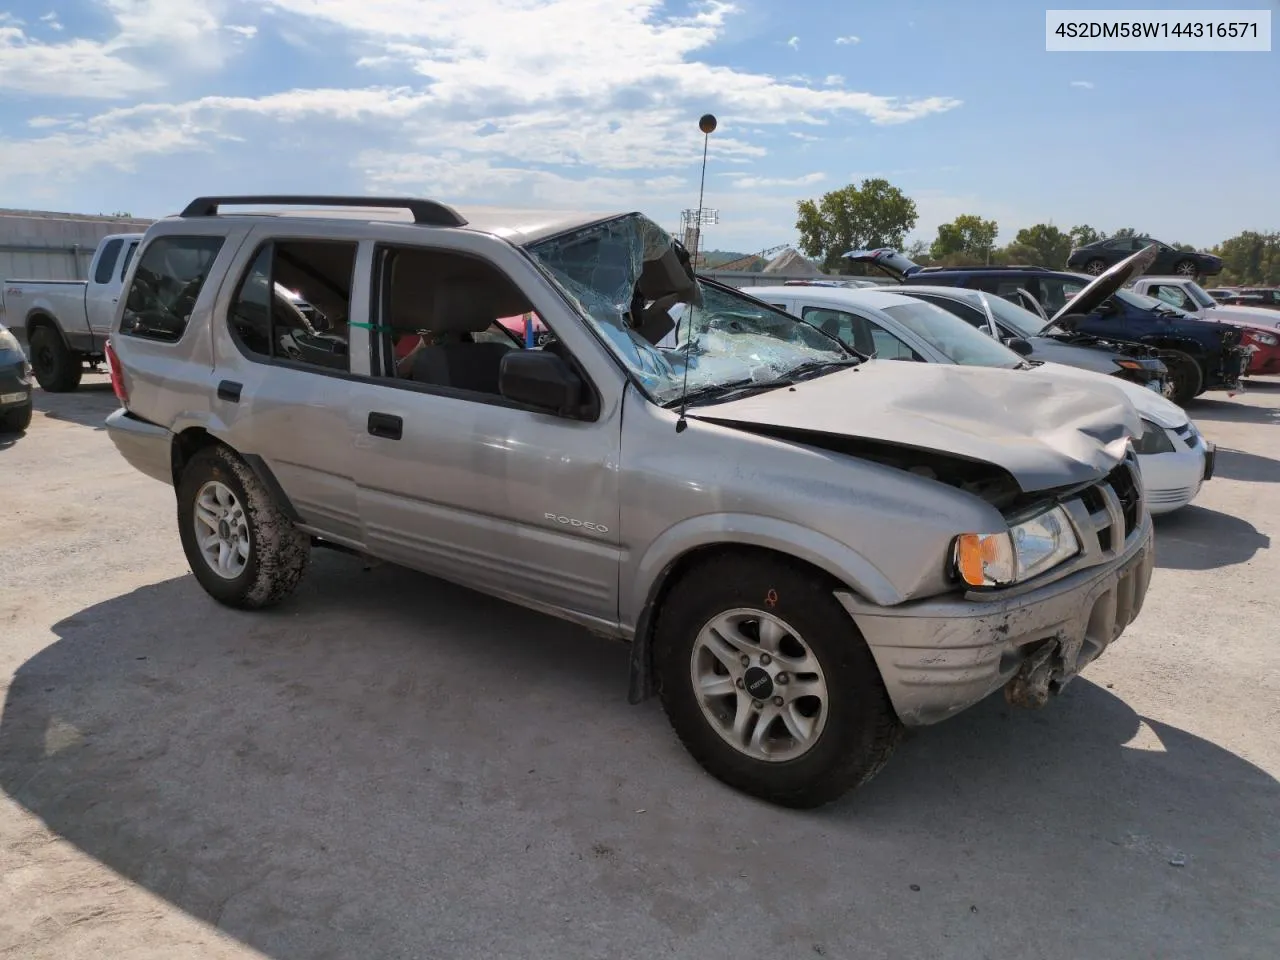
(106, 195), (1153, 808)
(846, 245), (1251, 405)
(750, 283), (1212, 515)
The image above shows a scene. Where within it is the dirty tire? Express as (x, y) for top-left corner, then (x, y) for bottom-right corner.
(177, 444), (310, 609)
(0, 402), (33, 433)
(655, 553), (902, 809)
(1160, 350), (1203, 406)
(29, 326), (83, 393)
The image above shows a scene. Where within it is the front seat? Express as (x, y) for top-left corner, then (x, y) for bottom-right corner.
(411, 280), (517, 394)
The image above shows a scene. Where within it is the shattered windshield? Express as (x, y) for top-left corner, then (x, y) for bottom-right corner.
(526, 214), (850, 405)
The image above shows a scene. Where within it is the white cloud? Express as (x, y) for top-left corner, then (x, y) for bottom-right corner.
(790, 131), (821, 142)
(39, 12), (64, 31)
(786, 35), (800, 50)
(835, 35), (860, 45)
(724, 171), (826, 189)
(1070, 80), (1095, 89)
(226, 24), (258, 38)
(0, 25), (159, 97)
(823, 74), (844, 87)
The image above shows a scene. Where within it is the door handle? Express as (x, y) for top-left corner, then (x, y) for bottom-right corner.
(217, 380), (242, 403)
(367, 412), (403, 440)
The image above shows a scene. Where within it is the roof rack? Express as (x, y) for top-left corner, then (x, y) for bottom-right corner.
(178, 195), (468, 227)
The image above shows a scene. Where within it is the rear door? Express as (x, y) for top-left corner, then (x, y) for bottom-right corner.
(206, 221), (368, 546)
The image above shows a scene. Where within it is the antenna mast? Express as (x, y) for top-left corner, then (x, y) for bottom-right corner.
(676, 113), (717, 434)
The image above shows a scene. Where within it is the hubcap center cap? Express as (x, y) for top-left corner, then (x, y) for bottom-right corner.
(217, 518), (231, 540)
(743, 666), (774, 700)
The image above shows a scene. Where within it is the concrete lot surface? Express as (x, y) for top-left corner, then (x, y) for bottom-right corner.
(1, 376), (1277, 960)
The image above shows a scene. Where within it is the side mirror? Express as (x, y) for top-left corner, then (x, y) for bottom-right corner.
(1005, 337), (1034, 357)
(1097, 298), (1118, 315)
(499, 350), (583, 415)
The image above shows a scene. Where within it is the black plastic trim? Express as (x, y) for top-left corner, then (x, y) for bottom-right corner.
(180, 195), (467, 227)
(240, 453), (302, 523)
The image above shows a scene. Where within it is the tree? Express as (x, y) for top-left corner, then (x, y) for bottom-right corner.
(1069, 224), (1105, 247)
(1111, 227), (1139, 238)
(995, 242), (1044, 266)
(1211, 231), (1280, 285)
(795, 178), (918, 273)
(931, 214), (999, 262)
(904, 238), (930, 262)
(1012, 224), (1072, 269)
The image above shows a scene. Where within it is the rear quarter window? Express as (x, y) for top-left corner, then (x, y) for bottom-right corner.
(119, 236), (225, 343)
(93, 239), (123, 285)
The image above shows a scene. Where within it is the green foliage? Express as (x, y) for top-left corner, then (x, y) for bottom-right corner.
(1012, 224), (1072, 268)
(795, 178), (919, 273)
(1212, 231), (1280, 285)
(931, 214), (998, 261)
(1069, 224), (1105, 247)
(995, 242), (1044, 266)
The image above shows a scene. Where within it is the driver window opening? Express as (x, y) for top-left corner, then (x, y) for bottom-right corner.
(371, 246), (549, 395)
(228, 240), (358, 372)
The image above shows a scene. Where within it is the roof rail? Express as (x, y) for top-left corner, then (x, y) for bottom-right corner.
(918, 264), (1045, 272)
(178, 195), (468, 227)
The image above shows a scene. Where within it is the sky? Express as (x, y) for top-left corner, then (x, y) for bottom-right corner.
(0, 0), (1276, 254)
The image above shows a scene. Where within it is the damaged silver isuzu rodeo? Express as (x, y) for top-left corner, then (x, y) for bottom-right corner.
(103, 196), (1154, 808)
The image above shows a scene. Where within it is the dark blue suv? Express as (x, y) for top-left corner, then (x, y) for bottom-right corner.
(845, 246), (1249, 406)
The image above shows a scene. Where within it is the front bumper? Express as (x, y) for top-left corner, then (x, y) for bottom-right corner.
(835, 518), (1154, 727)
(105, 407), (173, 485)
(1138, 423), (1210, 515)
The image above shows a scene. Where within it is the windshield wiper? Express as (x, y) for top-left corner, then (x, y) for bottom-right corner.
(661, 377), (766, 408)
(773, 357), (863, 384)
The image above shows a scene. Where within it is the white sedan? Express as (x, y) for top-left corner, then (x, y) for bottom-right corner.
(750, 284), (1213, 515)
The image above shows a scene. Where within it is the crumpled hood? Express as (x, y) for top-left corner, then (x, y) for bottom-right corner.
(1030, 361), (1187, 429)
(689, 361), (1141, 493)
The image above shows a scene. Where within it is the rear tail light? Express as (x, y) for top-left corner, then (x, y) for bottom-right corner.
(105, 339), (128, 406)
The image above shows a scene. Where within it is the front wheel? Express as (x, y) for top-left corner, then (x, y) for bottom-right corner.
(0, 402), (32, 434)
(177, 444), (311, 608)
(655, 554), (902, 808)
(1084, 258), (1107, 276)
(1160, 350), (1203, 406)
(1174, 259), (1197, 277)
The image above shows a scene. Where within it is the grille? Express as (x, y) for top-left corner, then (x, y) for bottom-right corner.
(1106, 461), (1141, 537)
(1071, 457), (1143, 558)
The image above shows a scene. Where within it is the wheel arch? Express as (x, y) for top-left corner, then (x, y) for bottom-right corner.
(170, 427), (300, 523)
(625, 519), (901, 705)
(24, 310), (68, 347)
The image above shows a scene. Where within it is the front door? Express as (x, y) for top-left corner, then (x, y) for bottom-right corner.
(349, 236), (623, 628)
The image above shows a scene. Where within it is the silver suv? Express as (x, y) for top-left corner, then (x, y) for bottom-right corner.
(105, 196), (1154, 807)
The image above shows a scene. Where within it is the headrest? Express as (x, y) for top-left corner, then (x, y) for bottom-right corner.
(431, 279), (527, 334)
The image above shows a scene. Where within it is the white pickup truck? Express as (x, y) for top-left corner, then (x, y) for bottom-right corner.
(1, 232), (143, 391)
(1129, 276), (1280, 331)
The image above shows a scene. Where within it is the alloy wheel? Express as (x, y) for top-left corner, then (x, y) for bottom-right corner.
(689, 608), (829, 762)
(193, 480), (250, 580)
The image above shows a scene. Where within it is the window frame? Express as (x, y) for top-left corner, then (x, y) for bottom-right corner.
(224, 237), (360, 375)
(363, 241), (603, 422)
(118, 234), (227, 344)
(119, 240), (139, 281)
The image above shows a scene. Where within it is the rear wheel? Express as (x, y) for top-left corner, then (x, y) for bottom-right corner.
(177, 444), (311, 608)
(655, 553), (902, 808)
(29, 326), (83, 393)
(1174, 259), (1197, 277)
(1084, 258), (1107, 276)
(0, 402), (32, 433)
(1160, 350), (1203, 406)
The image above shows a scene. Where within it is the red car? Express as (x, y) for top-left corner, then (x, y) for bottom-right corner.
(1222, 321), (1280, 376)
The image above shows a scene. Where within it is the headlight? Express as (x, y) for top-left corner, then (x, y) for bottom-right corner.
(954, 505), (1080, 588)
(0, 327), (21, 353)
(1132, 418), (1176, 455)
(1246, 331), (1278, 347)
